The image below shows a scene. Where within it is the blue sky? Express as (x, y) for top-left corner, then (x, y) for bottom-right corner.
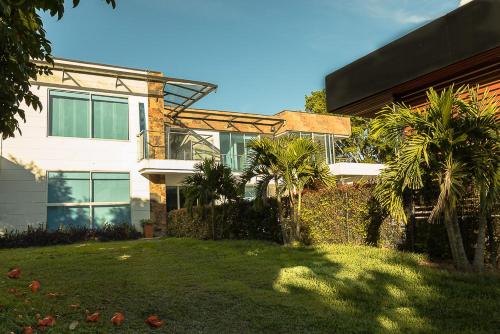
(41, 0), (460, 115)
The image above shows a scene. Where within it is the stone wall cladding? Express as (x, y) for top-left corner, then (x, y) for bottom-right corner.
(275, 110), (351, 136)
(149, 174), (167, 233)
(147, 79), (168, 229)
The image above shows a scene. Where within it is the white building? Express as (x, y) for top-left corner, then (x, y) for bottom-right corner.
(0, 58), (381, 233)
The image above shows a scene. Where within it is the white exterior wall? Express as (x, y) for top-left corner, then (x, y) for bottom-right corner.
(329, 162), (385, 183)
(0, 85), (150, 232)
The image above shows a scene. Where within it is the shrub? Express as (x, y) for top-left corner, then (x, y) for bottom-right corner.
(0, 223), (141, 249)
(166, 208), (210, 240)
(97, 223), (142, 242)
(301, 183), (403, 248)
(166, 199), (282, 243)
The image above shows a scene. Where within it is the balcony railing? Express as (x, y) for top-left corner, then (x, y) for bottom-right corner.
(137, 130), (220, 163)
(137, 129), (349, 171)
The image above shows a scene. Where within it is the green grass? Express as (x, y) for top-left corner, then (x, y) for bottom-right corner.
(1, 238), (499, 333)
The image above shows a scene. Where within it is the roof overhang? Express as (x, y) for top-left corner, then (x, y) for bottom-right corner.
(32, 58), (218, 114)
(163, 78), (217, 117)
(168, 109), (285, 133)
(325, 0), (500, 115)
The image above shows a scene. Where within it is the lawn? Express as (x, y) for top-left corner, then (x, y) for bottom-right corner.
(0, 238), (499, 333)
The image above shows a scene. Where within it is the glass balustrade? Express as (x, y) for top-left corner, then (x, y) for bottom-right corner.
(137, 127), (345, 169)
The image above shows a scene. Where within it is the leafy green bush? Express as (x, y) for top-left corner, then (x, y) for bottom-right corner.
(0, 223), (141, 248)
(301, 183), (403, 248)
(166, 199), (282, 243)
(166, 208), (210, 240)
(97, 223), (142, 242)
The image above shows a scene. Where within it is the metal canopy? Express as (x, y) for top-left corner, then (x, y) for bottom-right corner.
(163, 78), (217, 118)
(168, 109), (285, 131)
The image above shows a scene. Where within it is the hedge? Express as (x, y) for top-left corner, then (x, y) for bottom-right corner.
(0, 223), (141, 249)
(301, 184), (403, 248)
(167, 185), (403, 248)
(166, 199), (282, 243)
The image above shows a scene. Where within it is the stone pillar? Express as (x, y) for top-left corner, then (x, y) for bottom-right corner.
(147, 81), (166, 159)
(147, 79), (168, 230)
(149, 174), (167, 232)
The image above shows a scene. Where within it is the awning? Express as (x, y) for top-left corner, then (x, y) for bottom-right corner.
(168, 109), (285, 133)
(163, 78), (217, 118)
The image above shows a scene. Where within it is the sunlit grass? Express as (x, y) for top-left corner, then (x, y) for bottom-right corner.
(0, 238), (498, 333)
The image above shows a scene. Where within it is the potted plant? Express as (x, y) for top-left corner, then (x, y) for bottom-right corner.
(140, 219), (154, 238)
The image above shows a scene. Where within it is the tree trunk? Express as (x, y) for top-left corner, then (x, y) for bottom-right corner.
(486, 216), (498, 268)
(443, 206), (471, 272)
(296, 190), (302, 241)
(275, 177), (288, 244)
(472, 188), (487, 272)
(210, 200), (215, 240)
(473, 213), (487, 272)
(288, 189), (297, 242)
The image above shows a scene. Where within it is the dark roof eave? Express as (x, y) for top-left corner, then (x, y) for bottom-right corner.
(325, 0), (500, 113)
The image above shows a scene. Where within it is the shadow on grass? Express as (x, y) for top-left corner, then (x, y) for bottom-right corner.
(1, 239), (499, 333)
(177, 240), (500, 333)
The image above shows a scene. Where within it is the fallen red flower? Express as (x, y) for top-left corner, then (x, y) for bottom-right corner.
(86, 311), (100, 322)
(29, 280), (41, 293)
(145, 315), (164, 328)
(111, 312), (125, 325)
(37, 315), (56, 327)
(7, 268), (21, 279)
(23, 326), (33, 334)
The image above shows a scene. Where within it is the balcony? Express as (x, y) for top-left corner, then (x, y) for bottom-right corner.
(138, 127), (260, 174)
(137, 129), (221, 175)
(137, 127), (385, 178)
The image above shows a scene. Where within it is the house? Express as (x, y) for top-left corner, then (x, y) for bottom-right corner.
(325, 0), (500, 117)
(0, 57), (353, 232)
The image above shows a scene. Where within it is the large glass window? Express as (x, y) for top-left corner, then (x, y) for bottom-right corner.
(92, 172), (130, 203)
(169, 129), (192, 160)
(48, 90), (129, 140)
(47, 206), (90, 231)
(166, 186), (179, 212)
(48, 172), (90, 203)
(92, 95), (129, 140)
(167, 127), (217, 161)
(47, 172), (130, 231)
(166, 186), (186, 212)
(279, 132), (337, 164)
(49, 91), (90, 138)
(220, 132), (257, 171)
(93, 205), (131, 229)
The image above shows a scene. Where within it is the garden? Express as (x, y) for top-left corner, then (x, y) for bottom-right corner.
(1, 85), (499, 333)
(1, 239), (499, 333)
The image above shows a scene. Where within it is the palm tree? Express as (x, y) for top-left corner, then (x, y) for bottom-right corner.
(372, 86), (499, 272)
(460, 88), (499, 271)
(242, 136), (288, 241)
(183, 158), (239, 240)
(243, 135), (334, 243)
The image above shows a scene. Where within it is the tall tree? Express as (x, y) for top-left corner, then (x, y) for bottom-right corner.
(305, 89), (394, 162)
(461, 88), (499, 271)
(183, 158), (239, 240)
(0, 0), (116, 139)
(241, 136), (288, 242)
(243, 136), (334, 243)
(372, 86), (499, 272)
